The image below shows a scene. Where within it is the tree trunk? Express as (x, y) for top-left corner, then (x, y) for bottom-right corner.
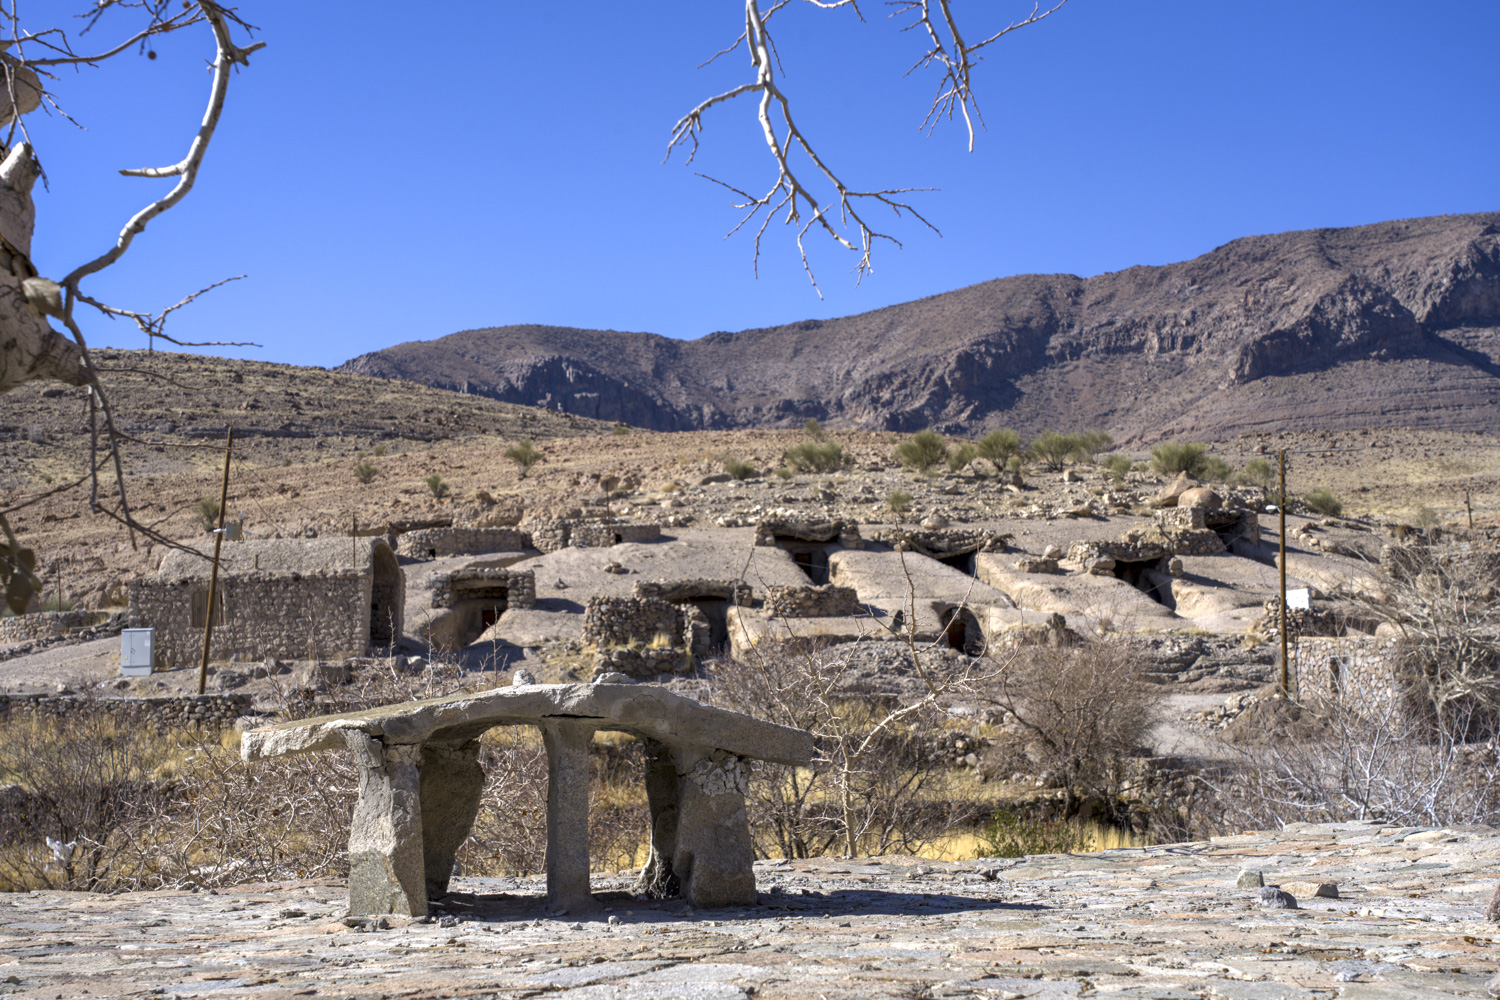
(0, 142), (87, 394)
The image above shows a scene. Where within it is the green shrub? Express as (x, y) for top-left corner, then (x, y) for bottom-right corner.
(947, 442), (978, 474)
(424, 473), (450, 499)
(774, 467), (793, 480)
(612, 424), (630, 436)
(803, 418), (826, 441)
(373, 443), (388, 457)
(1079, 430), (1114, 462)
(1150, 441), (1209, 477)
(894, 430), (948, 473)
(1027, 430), (1083, 471)
(976, 429), (1022, 473)
(1415, 506), (1440, 528)
(1202, 456), (1233, 483)
(504, 439), (544, 477)
(886, 489), (913, 513)
(723, 457), (758, 481)
(1304, 488), (1343, 517)
(353, 458), (379, 485)
(1101, 453), (1132, 479)
(39, 593), (73, 613)
(784, 440), (844, 474)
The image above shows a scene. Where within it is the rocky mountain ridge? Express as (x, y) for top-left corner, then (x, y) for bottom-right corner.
(340, 212), (1500, 443)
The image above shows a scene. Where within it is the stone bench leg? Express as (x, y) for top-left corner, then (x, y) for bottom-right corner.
(644, 747), (757, 909)
(344, 734), (427, 916)
(420, 739), (485, 900)
(542, 720), (598, 912)
(635, 739), (681, 899)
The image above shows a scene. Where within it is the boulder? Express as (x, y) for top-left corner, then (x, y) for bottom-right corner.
(1178, 486), (1223, 510)
(1154, 472), (1199, 507)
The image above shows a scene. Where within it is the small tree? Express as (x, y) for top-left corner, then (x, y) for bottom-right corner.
(886, 489), (913, 514)
(424, 473), (450, 499)
(976, 428), (1022, 474)
(1027, 430), (1083, 471)
(894, 430), (948, 473)
(803, 418), (826, 441)
(1079, 430), (1114, 463)
(504, 439), (544, 478)
(196, 498), (221, 533)
(353, 458), (379, 484)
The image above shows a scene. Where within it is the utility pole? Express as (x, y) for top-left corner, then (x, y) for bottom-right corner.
(197, 427), (234, 696)
(1278, 449), (1289, 697)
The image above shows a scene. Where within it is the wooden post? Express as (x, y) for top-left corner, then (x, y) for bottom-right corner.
(197, 427), (234, 696)
(1278, 449), (1289, 697)
(1466, 490), (1473, 529)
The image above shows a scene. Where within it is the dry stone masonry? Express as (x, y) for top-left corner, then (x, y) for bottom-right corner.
(240, 682), (815, 916)
(396, 527), (531, 559)
(763, 584), (861, 618)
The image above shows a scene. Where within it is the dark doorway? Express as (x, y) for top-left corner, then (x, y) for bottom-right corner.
(370, 543), (405, 646)
(936, 550), (977, 576)
(687, 597), (730, 653)
(1110, 558), (1166, 605)
(941, 606), (985, 655)
(774, 536), (835, 585)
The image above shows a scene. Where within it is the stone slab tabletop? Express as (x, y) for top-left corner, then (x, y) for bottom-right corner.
(2, 820), (1496, 999)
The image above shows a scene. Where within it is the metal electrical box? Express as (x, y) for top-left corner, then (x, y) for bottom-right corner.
(121, 628), (154, 676)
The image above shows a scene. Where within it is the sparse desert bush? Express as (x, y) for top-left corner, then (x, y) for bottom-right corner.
(774, 467), (794, 480)
(373, 443), (388, 457)
(39, 593), (73, 612)
(504, 439), (544, 477)
(195, 497), (220, 532)
(1079, 430), (1114, 463)
(723, 457), (758, 480)
(1027, 430), (1083, 471)
(981, 643), (1161, 820)
(894, 430), (948, 473)
(887, 489), (913, 513)
(1238, 458), (1272, 490)
(1201, 456), (1233, 482)
(784, 440), (844, 474)
(353, 458), (379, 484)
(424, 473), (450, 498)
(947, 441), (977, 473)
(1150, 441), (1209, 478)
(1303, 488), (1342, 516)
(976, 428), (1022, 473)
(1101, 453), (1132, 480)
(612, 424), (630, 436)
(803, 418), (826, 440)
(1415, 506), (1441, 528)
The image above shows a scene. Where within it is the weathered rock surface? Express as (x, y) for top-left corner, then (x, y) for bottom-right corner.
(1, 821), (1495, 999)
(339, 212), (1500, 442)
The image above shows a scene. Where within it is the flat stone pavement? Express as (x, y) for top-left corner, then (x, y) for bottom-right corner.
(1, 821), (1496, 1000)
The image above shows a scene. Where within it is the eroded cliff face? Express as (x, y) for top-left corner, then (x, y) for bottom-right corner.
(339, 212), (1500, 442)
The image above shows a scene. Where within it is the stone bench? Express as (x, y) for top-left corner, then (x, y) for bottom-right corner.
(240, 682), (814, 917)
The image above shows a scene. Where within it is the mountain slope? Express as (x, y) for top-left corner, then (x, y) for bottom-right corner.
(339, 212), (1500, 442)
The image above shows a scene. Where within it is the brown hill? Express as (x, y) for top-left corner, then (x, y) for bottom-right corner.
(338, 212), (1500, 443)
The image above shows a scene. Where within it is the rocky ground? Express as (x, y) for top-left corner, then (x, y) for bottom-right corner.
(0, 821), (1496, 999)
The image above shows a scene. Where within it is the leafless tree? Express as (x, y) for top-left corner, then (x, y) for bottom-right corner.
(669, 0), (1069, 292)
(0, 2), (263, 608)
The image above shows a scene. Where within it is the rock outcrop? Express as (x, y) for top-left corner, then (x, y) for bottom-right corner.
(340, 211), (1500, 442)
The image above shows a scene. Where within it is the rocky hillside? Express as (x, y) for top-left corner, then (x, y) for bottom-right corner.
(340, 212), (1500, 443)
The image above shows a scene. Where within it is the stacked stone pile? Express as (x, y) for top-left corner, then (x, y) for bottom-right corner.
(582, 596), (681, 648)
(0, 611), (124, 662)
(0, 692), (253, 732)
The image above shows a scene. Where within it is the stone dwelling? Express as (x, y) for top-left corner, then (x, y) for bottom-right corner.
(127, 537), (405, 669)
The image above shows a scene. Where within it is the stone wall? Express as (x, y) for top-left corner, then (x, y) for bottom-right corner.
(571, 522), (661, 547)
(0, 609), (111, 643)
(396, 527), (530, 559)
(763, 584), (861, 618)
(755, 518), (864, 549)
(1289, 635), (1401, 706)
(525, 518), (574, 553)
(128, 571), (372, 669)
(591, 646), (693, 680)
(0, 693), (254, 733)
(582, 596), (681, 648)
(869, 527), (1010, 558)
(632, 579), (752, 605)
(428, 568), (537, 610)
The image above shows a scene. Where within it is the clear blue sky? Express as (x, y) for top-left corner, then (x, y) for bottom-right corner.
(23, 1), (1500, 368)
